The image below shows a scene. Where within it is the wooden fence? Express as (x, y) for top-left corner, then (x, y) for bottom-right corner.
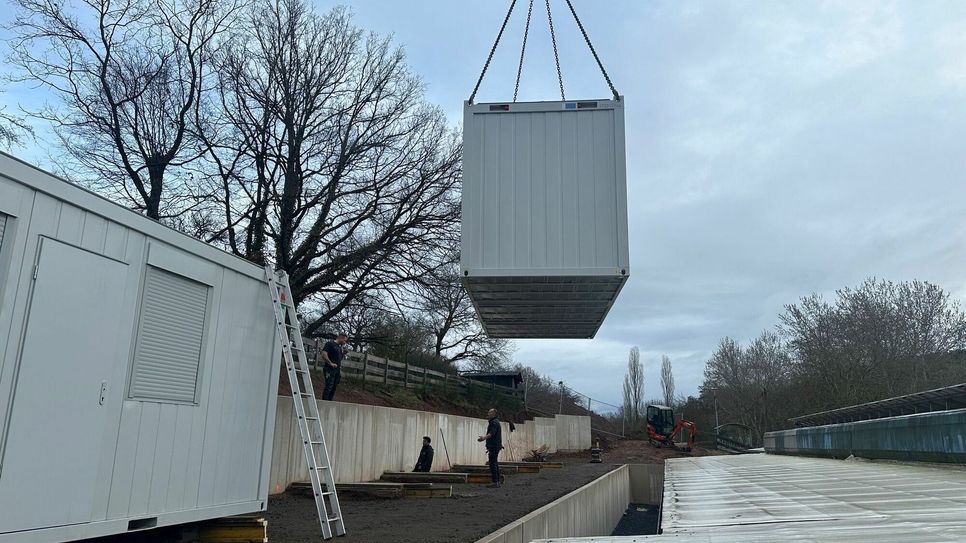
(301, 338), (522, 399)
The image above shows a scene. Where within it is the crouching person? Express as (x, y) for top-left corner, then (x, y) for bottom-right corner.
(413, 436), (434, 472)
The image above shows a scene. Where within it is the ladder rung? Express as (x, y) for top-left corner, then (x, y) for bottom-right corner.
(314, 466), (329, 470)
(305, 417), (318, 421)
(327, 516), (341, 522)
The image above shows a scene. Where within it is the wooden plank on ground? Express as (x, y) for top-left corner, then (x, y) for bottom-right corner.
(198, 515), (267, 543)
(290, 481), (405, 499)
(467, 473), (507, 485)
(451, 464), (521, 474)
(403, 484), (452, 498)
(381, 472), (468, 484)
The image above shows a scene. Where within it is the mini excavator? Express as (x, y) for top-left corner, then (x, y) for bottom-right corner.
(646, 404), (697, 452)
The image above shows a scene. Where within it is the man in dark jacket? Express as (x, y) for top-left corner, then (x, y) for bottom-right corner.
(477, 408), (503, 488)
(413, 436), (434, 472)
(320, 333), (348, 401)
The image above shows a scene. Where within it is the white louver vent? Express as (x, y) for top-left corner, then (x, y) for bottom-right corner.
(130, 266), (210, 403)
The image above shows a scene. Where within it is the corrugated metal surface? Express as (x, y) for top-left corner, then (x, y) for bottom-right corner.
(534, 454), (966, 542)
(461, 99), (629, 339)
(130, 266), (209, 403)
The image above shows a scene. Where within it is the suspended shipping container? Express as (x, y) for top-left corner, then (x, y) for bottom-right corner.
(0, 153), (281, 542)
(461, 98), (630, 339)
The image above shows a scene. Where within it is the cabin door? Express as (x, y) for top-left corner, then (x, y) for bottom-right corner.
(0, 238), (128, 533)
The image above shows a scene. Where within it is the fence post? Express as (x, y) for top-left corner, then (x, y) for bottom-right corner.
(405, 362), (410, 388)
(443, 373), (448, 393)
(384, 359), (389, 384)
(362, 352), (369, 383)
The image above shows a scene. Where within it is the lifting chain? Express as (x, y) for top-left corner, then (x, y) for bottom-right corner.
(469, 0), (518, 104)
(563, 0), (620, 100)
(469, 0), (619, 104)
(513, 0), (535, 102)
(545, 0), (565, 101)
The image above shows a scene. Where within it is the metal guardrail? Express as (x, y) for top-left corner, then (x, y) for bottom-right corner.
(715, 434), (753, 454)
(301, 338), (523, 399)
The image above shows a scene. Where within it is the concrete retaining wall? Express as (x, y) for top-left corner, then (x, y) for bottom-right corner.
(475, 466), (630, 543)
(555, 415), (593, 451)
(270, 397), (591, 493)
(628, 464), (664, 505)
(764, 408), (966, 463)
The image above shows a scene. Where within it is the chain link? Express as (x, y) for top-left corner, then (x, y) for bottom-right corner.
(513, 0), (535, 102)
(469, 0), (519, 104)
(545, 0), (565, 101)
(563, 0), (620, 100)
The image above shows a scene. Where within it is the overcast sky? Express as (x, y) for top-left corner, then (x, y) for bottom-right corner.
(5, 1), (966, 408)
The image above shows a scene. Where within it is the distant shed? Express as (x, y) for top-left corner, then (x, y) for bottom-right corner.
(461, 371), (524, 390)
(0, 153), (281, 542)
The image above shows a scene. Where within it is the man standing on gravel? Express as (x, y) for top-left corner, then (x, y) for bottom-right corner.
(320, 333), (348, 401)
(478, 408), (503, 488)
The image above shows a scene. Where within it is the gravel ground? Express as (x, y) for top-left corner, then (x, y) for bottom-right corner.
(266, 459), (619, 543)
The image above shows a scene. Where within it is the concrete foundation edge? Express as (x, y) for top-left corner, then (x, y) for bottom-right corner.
(474, 465), (630, 543)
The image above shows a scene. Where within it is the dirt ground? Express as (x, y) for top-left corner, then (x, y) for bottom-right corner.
(266, 458), (618, 543)
(80, 442), (707, 543)
(598, 438), (720, 464)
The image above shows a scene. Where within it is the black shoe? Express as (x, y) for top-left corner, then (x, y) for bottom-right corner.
(487, 483), (501, 488)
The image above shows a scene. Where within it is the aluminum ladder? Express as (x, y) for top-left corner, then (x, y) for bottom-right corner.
(266, 267), (345, 539)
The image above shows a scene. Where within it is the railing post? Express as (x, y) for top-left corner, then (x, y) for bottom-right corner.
(383, 359), (389, 384)
(405, 362), (410, 387)
(362, 352), (369, 383)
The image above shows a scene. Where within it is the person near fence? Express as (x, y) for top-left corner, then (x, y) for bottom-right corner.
(477, 408), (503, 488)
(412, 436), (434, 472)
(320, 333), (348, 401)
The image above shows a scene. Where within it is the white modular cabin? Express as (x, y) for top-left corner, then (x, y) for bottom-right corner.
(0, 153), (281, 542)
(460, 98), (630, 339)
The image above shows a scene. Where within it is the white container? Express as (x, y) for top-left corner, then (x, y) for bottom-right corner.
(0, 153), (281, 542)
(461, 98), (630, 338)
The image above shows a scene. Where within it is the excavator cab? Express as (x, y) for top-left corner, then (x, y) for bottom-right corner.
(646, 405), (675, 436)
(646, 404), (696, 452)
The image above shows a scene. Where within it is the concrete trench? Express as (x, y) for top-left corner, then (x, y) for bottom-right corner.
(474, 463), (664, 543)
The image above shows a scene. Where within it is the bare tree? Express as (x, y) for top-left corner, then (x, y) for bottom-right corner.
(661, 354), (675, 407)
(622, 347), (645, 426)
(702, 333), (795, 443)
(200, 0), (461, 326)
(781, 278), (966, 409)
(404, 265), (512, 370)
(10, 0), (238, 220)
(0, 101), (32, 149)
